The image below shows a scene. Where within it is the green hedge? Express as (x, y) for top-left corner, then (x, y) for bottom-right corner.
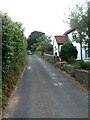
(1, 12), (27, 108)
(70, 60), (90, 70)
(59, 42), (78, 61)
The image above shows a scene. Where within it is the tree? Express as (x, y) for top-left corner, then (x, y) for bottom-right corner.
(59, 42), (78, 61)
(31, 43), (38, 53)
(36, 35), (52, 56)
(27, 31), (45, 50)
(87, 1), (90, 56)
(66, 1), (90, 60)
(30, 34), (52, 54)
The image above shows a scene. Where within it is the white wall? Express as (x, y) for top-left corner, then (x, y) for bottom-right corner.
(73, 42), (88, 60)
(72, 42), (81, 60)
(53, 38), (59, 56)
(68, 34), (87, 60)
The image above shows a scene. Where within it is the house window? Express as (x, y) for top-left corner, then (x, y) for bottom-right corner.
(85, 50), (88, 58)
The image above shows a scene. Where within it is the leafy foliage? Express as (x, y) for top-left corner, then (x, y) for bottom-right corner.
(70, 60), (90, 70)
(67, 1), (90, 58)
(36, 35), (52, 55)
(30, 34), (52, 55)
(27, 31), (52, 55)
(37, 43), (53, 55)
(27, 31), (45, 50)
(1, 12), (27, 108)
(59, 42), (78, 61)
(31, 43), (38, 53)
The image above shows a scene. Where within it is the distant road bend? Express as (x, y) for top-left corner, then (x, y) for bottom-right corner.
(3, 55), (88, 118)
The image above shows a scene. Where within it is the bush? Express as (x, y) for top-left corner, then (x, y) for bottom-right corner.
(59, 42), (78, 61)
(27, 50), (32, 55)
(1, 12), (27, 109)
(2, 12), (27, 83)
(79, 61), (90, 70)
(70, 60), (90, 70)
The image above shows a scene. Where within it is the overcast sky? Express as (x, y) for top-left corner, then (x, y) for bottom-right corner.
(0, 0), (85, 38)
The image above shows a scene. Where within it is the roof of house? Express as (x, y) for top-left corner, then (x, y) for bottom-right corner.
(63, 28), (76, 35)
(54, 35), (68, 44)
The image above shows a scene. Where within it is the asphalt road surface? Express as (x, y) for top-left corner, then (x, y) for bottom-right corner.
(3, 55), (88, 118)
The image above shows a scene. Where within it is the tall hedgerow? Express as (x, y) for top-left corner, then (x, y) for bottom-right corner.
(0, 12), (27, 108)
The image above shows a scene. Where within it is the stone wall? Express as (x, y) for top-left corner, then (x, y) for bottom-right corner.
(62, 63), (90, 87)
(37, 52), (90, 88)
(44, 54), (59, 63)
(74, 69), (90, 87)
(44, 54), (54, 62)
(65, 65), (75, 74)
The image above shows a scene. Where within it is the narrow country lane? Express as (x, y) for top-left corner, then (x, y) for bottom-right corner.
(3, 55), (88, 118)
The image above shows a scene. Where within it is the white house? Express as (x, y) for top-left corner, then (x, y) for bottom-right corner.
(53, 35), (69, 56)
(70, 40), (88, 61)
(53, 28), (89, 61)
